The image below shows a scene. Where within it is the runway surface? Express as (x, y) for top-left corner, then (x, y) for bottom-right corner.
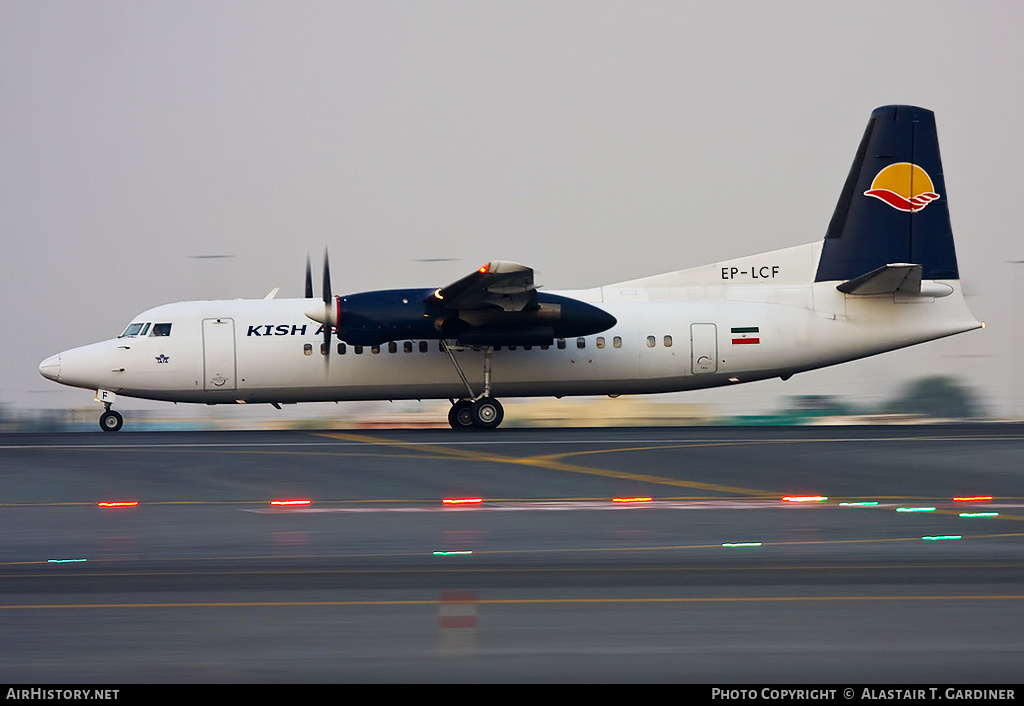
(1, 424), (1023, 683)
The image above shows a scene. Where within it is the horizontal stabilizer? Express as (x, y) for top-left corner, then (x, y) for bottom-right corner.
(837, 264), (920, 295)
(837, 263), (954, 298)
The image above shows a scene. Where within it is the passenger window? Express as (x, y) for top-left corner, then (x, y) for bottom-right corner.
(556, 338), (566, 350)
(664, 335), (673, 347)
(388, 342), (397, 354)
(576, 337), (586, 349)
(419, 341), (428, 353)
(354, 345), (364, 355)
(596, 337), (605, 349)
(372, 345), (381, 354)
(338, 342), (346, 355)
(151, 323), (172, 337)
(404, 341), (413, 353)
(303, 344), (313, 356)
(613, 336), (622, 348)
(646, 335), (655, 347)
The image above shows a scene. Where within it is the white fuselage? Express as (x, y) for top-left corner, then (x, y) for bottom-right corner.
(40, 242), (982, 407)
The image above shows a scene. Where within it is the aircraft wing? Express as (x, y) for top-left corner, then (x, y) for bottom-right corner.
(427, 261), (539, 312)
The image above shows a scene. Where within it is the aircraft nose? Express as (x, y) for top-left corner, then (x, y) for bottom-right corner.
(39, 354), (61, 382)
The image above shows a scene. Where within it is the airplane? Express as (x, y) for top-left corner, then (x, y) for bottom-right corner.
(39, 105), (982, 431)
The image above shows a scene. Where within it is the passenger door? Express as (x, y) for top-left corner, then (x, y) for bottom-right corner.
(202, 318), (236, 391)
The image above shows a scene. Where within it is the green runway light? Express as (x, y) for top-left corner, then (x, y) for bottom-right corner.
(922, 535), (961, 541)
(722, 542), (762, 547)
(433, 550), (473, 556)
(839, 501), (879, 506)
(959, 512), (999, 518)
(896, 506), (936, 513)
(48, 558), (86, 563)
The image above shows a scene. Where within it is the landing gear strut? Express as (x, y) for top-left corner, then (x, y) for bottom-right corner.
(442, 342), (505, 430)
(99, 407), (123, 432)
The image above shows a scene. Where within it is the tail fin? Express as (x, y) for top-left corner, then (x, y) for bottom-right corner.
(815, 105), (959, 283)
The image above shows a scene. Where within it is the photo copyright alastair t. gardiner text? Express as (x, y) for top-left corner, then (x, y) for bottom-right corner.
(710, 688), (1017, 701)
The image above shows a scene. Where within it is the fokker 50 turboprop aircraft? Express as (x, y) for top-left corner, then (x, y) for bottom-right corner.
(40, 105), (981, 431)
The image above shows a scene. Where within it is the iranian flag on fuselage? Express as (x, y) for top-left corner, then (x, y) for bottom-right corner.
(731, 327), (760, 345)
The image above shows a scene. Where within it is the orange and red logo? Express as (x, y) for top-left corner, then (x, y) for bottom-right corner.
(864, 162), (940, 212)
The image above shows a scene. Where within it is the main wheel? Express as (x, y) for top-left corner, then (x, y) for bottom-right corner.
(448, 400), (475, 429)
(470, 397), (504, 429)
(99, 410), (124, 432)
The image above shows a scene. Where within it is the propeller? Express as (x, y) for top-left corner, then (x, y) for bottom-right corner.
(322, 248), (333, 358)
(304, 250), (338, 362)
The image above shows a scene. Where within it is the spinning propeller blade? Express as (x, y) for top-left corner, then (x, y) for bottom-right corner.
(323, 250), (332, 356)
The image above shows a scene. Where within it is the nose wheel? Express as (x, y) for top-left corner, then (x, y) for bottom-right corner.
(448, 397), (504, 430)
(99, 409), (123, 432)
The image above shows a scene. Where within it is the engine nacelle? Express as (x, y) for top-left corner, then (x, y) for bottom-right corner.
(305, 289), (615, 346)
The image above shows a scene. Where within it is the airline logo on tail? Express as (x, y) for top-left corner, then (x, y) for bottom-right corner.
(864, 162), (940, 212)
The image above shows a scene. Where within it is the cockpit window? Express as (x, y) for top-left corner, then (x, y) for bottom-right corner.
(119, 323), (146, 337)
(150, 323), (172, 337)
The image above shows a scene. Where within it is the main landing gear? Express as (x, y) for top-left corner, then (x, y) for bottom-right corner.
(448, 397), (504, 430)
(441, 342), (505, 430)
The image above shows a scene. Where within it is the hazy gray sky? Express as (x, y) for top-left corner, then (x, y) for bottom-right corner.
(3, 2), (1022, 416)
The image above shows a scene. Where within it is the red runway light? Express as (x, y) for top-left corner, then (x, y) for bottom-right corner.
(270, 499), (312, 506)
(613, 497), (652, 503)
(953, 496), (993, 502)
(442, 498), (483, 505)
(781, 495), (828, 502)
(97, 501), (138, 508)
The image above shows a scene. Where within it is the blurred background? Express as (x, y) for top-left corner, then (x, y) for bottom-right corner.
(0, 374), (991, 431)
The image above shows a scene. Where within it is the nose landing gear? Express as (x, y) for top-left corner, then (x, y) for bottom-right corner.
(99, 405), (123, 432)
